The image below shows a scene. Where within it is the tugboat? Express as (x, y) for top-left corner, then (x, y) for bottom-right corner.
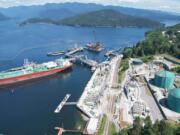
(86, 31), (103, 52)
(86, 42), (103, 52)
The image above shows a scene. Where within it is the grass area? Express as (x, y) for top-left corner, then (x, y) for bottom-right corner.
(140, 55), (154, 63)
(109, 123), (118, 135)
(118, 59), (129, 83)
(171, 66), (180, 74)
(97, 115), (107, 135)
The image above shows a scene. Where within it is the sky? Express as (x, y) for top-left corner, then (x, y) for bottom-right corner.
(0, 0), (180, 13)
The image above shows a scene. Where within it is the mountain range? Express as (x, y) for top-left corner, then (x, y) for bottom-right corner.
(19, 9), (164, 28)
(0, 2), (180, 22)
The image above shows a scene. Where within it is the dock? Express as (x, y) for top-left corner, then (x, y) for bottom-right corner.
(77, 57), (98, 67)
(76, 55), (122, 118)
(65, 47), (84, 56)
(67, 54), (98, 68)
(54, 94), (71, 113)
(105, 48), (122, 58)
(55, 127), (82, 135)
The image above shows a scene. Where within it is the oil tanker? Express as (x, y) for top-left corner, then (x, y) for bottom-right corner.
(0, 59), (72, 86)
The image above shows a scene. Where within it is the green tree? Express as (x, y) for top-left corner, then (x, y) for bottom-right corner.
(130, 117), (142, 135)
(158, 120), (174, 135)
(142, 116), (154, 135)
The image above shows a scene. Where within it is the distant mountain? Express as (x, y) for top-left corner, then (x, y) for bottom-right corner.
(59, 9), (164, 28)
(39, 8), (76, 19)
(0, 2), (180, 22)
(0, 12), (9, 21)
(20, 9), (164, 28)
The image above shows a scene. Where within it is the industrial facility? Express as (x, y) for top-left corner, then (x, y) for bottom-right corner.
(167, 88), (180, 113)
(132, 59), (143, 65)
(154, 70), (175, 89)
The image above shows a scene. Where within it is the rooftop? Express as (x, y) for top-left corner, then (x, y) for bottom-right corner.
(156, 70), (175, 78)
(169, 88), (180, 99)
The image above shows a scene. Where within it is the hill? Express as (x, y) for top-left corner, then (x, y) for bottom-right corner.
(0, 2), (180, 22)
(59, 9), (164, 28)
(123, 23), (180, 59)
(20, 9), (164, 28)
(39, 8), (76, 19)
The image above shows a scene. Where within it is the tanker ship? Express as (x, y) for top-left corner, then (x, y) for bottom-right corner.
(0, 59), (72, 86)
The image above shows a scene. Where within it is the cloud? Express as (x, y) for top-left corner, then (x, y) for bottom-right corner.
(0, 0), (179, 13)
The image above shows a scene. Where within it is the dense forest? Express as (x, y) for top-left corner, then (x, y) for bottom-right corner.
(118, 117), (180, 135)
(59, 9), (163, 28)
(123, 23), (180, 59)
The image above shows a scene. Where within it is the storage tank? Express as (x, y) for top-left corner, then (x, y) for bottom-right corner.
(154, 70), (175, 89)
(167, 88), (180, 113)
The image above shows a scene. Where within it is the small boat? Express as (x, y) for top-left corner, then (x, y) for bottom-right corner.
(47, 51), (65, 56)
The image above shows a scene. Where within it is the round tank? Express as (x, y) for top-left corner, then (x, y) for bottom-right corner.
(154, 70), (175, 89)
(167, 88), (180, 113)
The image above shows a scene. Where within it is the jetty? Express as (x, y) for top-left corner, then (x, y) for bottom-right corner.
(54, 94), (71, 113)
(67, 54), (98, 68)
(105, 48), (122, 57)
(65, 47), (84, 56)
(76, 55), (122, 118)
(76, 62), (110, 118)
(55, 127), (82, 135)
(77, 57), (98, 67)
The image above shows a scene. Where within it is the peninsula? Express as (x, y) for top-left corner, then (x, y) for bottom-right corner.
(20, 9), (164, 28)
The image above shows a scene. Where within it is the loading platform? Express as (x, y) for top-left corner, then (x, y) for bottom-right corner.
(54, 94), (71, 113)
(55, 127), (83, 135)
(77, 57), (98, 67)
(67, 54), (98, 68)
(65, 47), (84, 56)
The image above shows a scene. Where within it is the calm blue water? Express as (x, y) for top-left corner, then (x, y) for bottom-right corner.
(0, 19), (149, 135)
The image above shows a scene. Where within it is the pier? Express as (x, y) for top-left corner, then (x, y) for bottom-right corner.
(67, 54), (98, 68)
(55, 127), (83, 135)
(54, 94), (71, 113)
(76, 55), (122, 118)
(77, 57), (98, 67)
(65, 47), (84, 56)
(64, 102), (77, 105)
(105, 48), (122, 57)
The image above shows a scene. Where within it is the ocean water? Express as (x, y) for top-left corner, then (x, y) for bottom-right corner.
(0, 19), (149, 135)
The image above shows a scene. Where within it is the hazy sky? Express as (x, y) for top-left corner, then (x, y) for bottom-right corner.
(0, 0), (180, 13)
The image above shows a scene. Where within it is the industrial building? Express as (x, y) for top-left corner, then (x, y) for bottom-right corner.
(167, 88), (180, 113)
(132, 59), (143, 65)
(154, 70), (175, 89)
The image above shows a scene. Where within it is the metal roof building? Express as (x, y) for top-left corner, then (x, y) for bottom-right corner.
(154, 70), (175, 89)
(167, 88), (180, 113)
(132, 59), (143, 65)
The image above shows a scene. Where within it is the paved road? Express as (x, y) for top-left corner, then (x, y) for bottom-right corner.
(103, 57), (121, 135)
(138, 80), (164, 121)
